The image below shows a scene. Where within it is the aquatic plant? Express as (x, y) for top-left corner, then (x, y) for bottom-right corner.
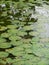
(0, 0), (49, 65)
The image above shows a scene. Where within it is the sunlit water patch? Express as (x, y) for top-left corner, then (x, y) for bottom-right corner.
(34, 5), (49, 38)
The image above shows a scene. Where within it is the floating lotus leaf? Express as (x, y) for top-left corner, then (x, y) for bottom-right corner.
(6, 47), (24, 56)
(9, 35), (21, 41)
(0, 26), (7, 31)
(44, 42), (49, 48)
(29, 31), (39, 36)
(1, 32), (10, 38)
(21, 43), (32, 49)
(21, 54), (40, 64)
(10, 40), (23, 46)
(42, 48), (49, 58)
(17, 1), (27, 8)
(12, 57), (24, 63)
(0, 37), (6, 43)
(32, 43), (49, 58)
(20, 22), (26, 26)
(17, 31), (27, 36)
(39, 38), (49, 43)
(25, 48), (33, 53)
(28, 60), (41, 65)
(7, 25), (18, 29)
(23, 60), (34, 65)
(0, 59), (6, 65)
(22, 39), (31, 43)
(0, 21), (4, 24)
(27, 3), (35, 7)
(23, 25), (33, 31)
(1, 12), (7, 16)
(0, 42), (11, 48)
(31, 56), (40, 63)
(22, 54), (34, 59)
(37, 59), (47, 65)
(12, 62), (24, 65)
(6, 47), (24, 52)
(0, 52), (9, 58)
(6, 58), (13, 63)
(29, 0), (34, 3)
(12, 20), (20, 24)
(19, 0), (25, 2)
(7, 29), (18, 34)
(12, 59), (24, 65)
(28, 22), (34, 25)
(31, 37), (40, 43)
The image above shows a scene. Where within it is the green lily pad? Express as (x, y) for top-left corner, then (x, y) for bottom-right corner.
(29, 31), (39, 36)
(6, 58), (13, 63)
(0, 26), (7, 31)
(0, 42), (11, 48)
(32, 43), (49, 58)
(7, 25), (18, 29)
(6, 47), (24, 56)
(22, 39), (31, 43)
(21, 43), (32, 49)
(0, 52), (9, 58)
(17, 31), (27, 36)
(24, 60), (34, 65)
(20, 22), (26, 26)
(7, 29), (18, 34)
(23, 25), (33, 31)
(31, 37), (40, 43)
(22, 54), (34, 59)
(10, 40), (23, 46)
(13, 20), (20, 24)
(0, 59), (6, 65)
(28, 22), (34, 25)
(29, 0), (34, 3)
(1, 12), (7, 17)
(0, 37), (6, 43)
(37, 59), (47, 65)
(12, 59), (24, 65)
(6, 47), (24, 52)
(7, 51), (25, 57)
(13, 57), (24, 62)
(1, 33), (10, 38)
(9, 35), (21, 41)
(25, 48), (33, 53)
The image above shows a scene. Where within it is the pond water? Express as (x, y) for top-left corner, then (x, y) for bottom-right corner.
(33, 4), (49, 40)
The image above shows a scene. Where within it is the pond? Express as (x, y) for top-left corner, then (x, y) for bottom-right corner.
(0, 1), (49, 65)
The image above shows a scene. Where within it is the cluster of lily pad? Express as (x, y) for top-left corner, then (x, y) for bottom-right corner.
(0, 0), (49, 65)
